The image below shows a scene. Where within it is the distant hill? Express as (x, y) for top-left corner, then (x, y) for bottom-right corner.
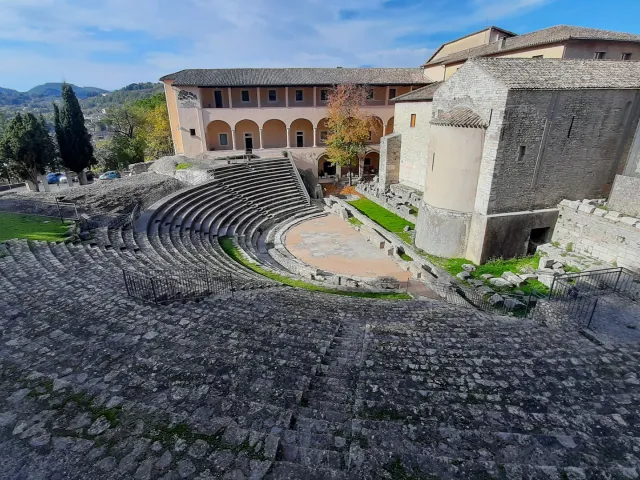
(0, 82), (163, 119)
(27, 83), (109, 99)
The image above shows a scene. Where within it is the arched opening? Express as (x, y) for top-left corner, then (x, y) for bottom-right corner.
(362, 151), (380, 176)
(316, 118), (330, 146)
(340, 159), (358, 177)
(289, 118), (314, 148)
(386, 117), (394, 135)
(262, 119), (287, 149)
(368, 116), (384, 144)
(206, 120), (232, 151)
(235, 119), (261, 150)
(317, 154), (336, 178)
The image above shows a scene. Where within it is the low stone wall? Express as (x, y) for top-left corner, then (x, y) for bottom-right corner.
(325, 195), (454, 283)
(174, 168), (211, 186)
(356, 179), (421, 223)
(552, 199), (640, 272)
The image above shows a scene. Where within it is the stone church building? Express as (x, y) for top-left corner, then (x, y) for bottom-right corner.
(393, 58), (640, 263)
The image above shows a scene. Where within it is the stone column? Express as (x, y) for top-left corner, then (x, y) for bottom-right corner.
(385, 86), (390, 106)
(285, 87), (289, 108)
(257, 87), (261, 108)
(259, 128), (264, 149)
(383, 124), (387, 136)
(228, 88), (233, 108)
(286, 128), (291, 148)
(313, 127), (317, 148)
(231, 129), (236, 150)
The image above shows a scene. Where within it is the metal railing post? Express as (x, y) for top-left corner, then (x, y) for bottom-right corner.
(586, 297), (598, 329)
(150, 277), (158, 304)
(123, 270), (130, 296)
(548, 276), (556, 299)
(613, 268), (622, 293)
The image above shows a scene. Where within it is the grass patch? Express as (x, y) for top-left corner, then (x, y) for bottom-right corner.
(0, 212), (72, 243)
(219, 236), (410, 300)
(399, 252), (413, 261)
(175, 162), (192, 170)
(348, 198), (414, 234)
(348, 217), (363, 227)
(417, 250), (551, 295)
(408, 206), (418, 216)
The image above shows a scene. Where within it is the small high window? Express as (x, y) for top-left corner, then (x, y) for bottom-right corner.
(268, 90), (277, 102)
(621, 53), (632, 61)
(295, 90), (303, 102)
(517, 145), (526, 161)
(410, 114), (416, 128)
(368, 130), (372, 141)
(532, 55), (543, 59)
(189, 128), (196, 136)
(320, 89), (328, 101)
(389, 88), (397, 99)
(219, 133), (228, 146)
(367, 90), (374, 100)
(241, 90), (250, 102)
(320, 131), (328, 143)
(594, 51), (606, 59)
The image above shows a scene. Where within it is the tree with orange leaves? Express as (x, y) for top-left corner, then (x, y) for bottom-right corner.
(325, 84), (373, 185)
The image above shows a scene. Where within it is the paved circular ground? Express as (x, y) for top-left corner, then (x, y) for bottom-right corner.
(285, 215), (411, 281)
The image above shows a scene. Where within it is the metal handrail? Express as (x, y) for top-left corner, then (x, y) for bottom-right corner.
(289, 156), (311, 205)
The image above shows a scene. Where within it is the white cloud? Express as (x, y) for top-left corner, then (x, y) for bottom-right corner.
(0, 0), (553, 90)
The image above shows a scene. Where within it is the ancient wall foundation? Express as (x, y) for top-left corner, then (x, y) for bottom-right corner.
(552, 199), (640, 272)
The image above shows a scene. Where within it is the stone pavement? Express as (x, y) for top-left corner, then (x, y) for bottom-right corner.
(1, 240), (640, 479)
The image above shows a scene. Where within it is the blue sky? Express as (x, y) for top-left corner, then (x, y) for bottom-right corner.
(1, 0), (640, 91)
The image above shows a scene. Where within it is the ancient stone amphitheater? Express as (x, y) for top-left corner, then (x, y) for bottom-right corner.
(1, 158), (639, 479)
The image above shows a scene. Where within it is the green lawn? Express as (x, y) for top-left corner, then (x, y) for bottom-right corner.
(348, 217), (363, 227)
(219, 236), (410, 300)
(348, 198), (414, 237)
(417, 250), (552, 295)
(0, 212), (72, 243)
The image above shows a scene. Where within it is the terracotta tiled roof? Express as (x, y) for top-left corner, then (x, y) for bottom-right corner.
(425, 25), (640, 66)
(430, 106), (488, 128)
(392, 82), (443, 103)
(471, 58), (640, 90)
(160, 68), (427, 87)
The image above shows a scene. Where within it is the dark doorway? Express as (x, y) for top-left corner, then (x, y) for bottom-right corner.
(244, 134), (253, 150)
(296, 132), (304, 148)
(527, 227), (550, 255)
(323, 161), (336, 176)
(214, 91), (223, 108)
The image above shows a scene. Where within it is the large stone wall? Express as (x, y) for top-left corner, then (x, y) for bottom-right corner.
(378, 133), (401, 189)
(608, 174), (640, 217)
(394, 102), (432, 191)
(551, 200), (640, 272)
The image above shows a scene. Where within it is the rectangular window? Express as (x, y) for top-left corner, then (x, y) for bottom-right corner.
(367, 90), (374, 100)
(567, 116), (575, 138)
(532, 55), (543, 59)
(410, 114), (416, 128)
(320, 89), (328, 101)
(389, 88), (397, 99)
(295, 90), (303, 102)
(189, 128), (196, 136)
(320, 131), (328, 143)
(219, 133), (228, 146)
(594, 51), (606, 59)
(241, 90), (250, 102)
(368, 130), (372, 141)
(518, 145), (526, 161)
(268, 89), (277, 102)
(621, 53), (632, 60)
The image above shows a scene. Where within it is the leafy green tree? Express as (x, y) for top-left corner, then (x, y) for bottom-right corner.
(53, 83), (95, 183)
(94, 135), (145, 172)
(135, 93), (174, 160)
(0, 113), (56, 191)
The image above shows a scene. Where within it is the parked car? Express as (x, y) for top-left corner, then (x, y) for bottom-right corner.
(46, 172), (65, 184)
(98, 171), (121, 180)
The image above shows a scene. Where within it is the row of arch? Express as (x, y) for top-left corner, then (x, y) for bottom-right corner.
(316, 151), (381, 178)
(206, 117), (394, 151)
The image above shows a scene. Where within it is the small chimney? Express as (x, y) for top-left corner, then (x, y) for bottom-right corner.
(498, 37), (507, 50)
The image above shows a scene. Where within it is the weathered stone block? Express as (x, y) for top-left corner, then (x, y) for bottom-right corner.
(461, 264), (476, 272)
(489, 277), (512, 288)
(620, 217), (639, 227)
(501, 271), (524, 286)
(593, 208), (608, 217)
(456, 271), (471, 281)
(578, 204), (596, 214)
(538, 257), (554, 269)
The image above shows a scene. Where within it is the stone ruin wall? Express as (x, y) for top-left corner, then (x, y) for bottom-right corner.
(552, 199), (640, 272)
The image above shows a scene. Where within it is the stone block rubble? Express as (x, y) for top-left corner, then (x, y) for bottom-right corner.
(355, 177), (421, 222)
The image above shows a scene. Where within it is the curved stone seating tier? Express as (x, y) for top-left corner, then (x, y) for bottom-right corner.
(129, 157), (324, 286)
(1, 238), (637, 479)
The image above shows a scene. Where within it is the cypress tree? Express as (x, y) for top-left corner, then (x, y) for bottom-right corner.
(54, 83), (95, 183)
